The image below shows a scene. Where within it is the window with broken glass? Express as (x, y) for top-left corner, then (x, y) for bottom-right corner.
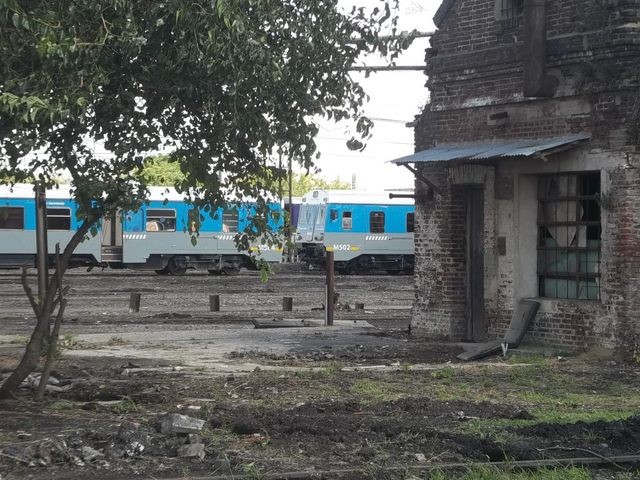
(495, 0), (523, 29)
(537, 172), (601, 300)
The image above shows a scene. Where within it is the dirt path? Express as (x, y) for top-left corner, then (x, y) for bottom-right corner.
(1, 269), (639, 479)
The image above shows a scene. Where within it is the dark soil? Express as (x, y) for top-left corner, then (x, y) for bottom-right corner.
(1, 270), (640, 479)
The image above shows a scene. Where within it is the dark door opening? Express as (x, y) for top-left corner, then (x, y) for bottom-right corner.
(466, 187), (486, 342)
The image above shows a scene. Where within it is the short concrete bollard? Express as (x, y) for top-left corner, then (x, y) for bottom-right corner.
(355, 302), (365, 310)
(282, 297), (293, 312)
(209, 294), (220, 312)
(129, 292), (141, 313)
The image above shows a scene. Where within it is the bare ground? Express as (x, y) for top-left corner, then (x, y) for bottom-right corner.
(1, 268), (639, 480)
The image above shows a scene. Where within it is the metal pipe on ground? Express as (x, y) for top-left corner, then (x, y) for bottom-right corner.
(157, 454), (640, 480)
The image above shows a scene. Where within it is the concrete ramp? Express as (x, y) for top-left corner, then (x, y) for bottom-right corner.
(457, 299), (540, 361)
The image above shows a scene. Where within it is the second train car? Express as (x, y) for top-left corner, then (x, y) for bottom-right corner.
(0, 184), (283, 275)
(294, 189), (414, 274)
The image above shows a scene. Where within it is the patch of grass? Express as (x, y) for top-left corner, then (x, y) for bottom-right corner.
(430, 366), (456, 380)
(241, 462), (265, 479)
(49, 400), (77, 411)
(6, 335), (29, 345)
(427, 466), (590, 480)
(322, 360), (345, 375)
(58, 333), (80, 350)
(465, 409), (635, 435)
(504, 353), (550, 366)
(104, 335), (129, 346)
(401, 362), (413, 372)
(112, 396), (138, 414)
(350, 378), (396, 404)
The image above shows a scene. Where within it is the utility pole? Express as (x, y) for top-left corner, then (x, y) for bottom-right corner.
(287, 154), (293, 262)
(34, 183), (48, 306)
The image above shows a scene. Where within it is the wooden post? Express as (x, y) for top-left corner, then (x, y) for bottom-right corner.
(282, 297), (293, 311)
(325, 249), (334, 326)
(209, 294), (220, 312)
(355, 302), (365, 310)
(129, 292), (141, 313)
(35, 183), (48, 306)
(287, 154), (294, 263)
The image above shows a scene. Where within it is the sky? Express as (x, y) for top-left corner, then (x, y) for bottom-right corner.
(310, 0), (441, 191)
(83, 1), (440, 191)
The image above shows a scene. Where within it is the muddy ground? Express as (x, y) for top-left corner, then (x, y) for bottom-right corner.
(1, 268), (640, 480)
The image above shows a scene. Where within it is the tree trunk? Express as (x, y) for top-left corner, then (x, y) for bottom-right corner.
(0, 217), (97, 399)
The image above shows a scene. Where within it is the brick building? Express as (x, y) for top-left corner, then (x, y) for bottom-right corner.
(393, 0), (640, 350)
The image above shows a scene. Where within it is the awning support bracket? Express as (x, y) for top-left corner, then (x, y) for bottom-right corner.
(401, 163), (440, 194)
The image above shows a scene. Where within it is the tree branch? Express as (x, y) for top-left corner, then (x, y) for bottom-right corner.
(20, 267), (39, 317)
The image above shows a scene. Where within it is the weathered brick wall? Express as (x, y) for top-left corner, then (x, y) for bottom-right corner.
(412, 166), (468, 339)
(604, 162), (640, 350)
(411, 0), (640, 350)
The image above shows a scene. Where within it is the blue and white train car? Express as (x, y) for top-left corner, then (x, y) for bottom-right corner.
(294, 189), (414, 274)
(0, 184), (283, 275)
(0, 184), (102, 268)
(114, 187), (283, 275)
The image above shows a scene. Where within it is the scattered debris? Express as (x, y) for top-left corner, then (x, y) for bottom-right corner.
(177, 443), (205, 459)
(160, 414), (205, 435)
(81, 446), (104, 463)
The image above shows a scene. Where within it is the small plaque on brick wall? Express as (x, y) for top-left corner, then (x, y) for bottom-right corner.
(495, 176), (514, 200)
(497, 237), (507, 256)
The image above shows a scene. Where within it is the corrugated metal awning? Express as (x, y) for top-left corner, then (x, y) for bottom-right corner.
(390, 133), (591, 165)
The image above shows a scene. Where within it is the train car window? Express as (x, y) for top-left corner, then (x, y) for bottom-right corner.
(315, 207), (326, 226)
(303, 206), (313, 225)
(342, 211), (352, 230)
(369, 211), (385, 233)
(146, 209), (176, 232)
(222, 209), (238, 232)
(0, 207), (24, 229)
(406, 212), (415, 233)
(47, 208), (71, 230)
(330, 209), (338, 221)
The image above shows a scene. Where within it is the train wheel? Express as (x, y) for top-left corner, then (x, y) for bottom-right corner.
(155, 266), (170, 275)
(222, 266), (240, 276)
(167, 257), (187, 276)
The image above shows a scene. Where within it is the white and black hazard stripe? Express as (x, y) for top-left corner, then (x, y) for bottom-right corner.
(365, 235), (389, 241)
(217, 234), (235, 241)
(123, 234), (147, 240)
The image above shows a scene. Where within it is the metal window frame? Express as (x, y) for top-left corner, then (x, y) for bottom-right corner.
(369, 211), (385, 234)
(0, 206), (25, 230)
(406, 212), (415, 233)
(146, 208), (177, 232)
(46, 207), (72, 231)
(342, 211), (352, 230)
(536, 172), (601, 300)
(222, 209), (239, 233)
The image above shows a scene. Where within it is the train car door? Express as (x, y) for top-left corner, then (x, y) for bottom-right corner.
(122, 209), (146, 263)
(365, 208), (389, 250)
(101, 210), (123, 263)
(312, 205), (326, 241)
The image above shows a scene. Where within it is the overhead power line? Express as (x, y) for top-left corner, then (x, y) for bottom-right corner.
(350, 65), (425, 72)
